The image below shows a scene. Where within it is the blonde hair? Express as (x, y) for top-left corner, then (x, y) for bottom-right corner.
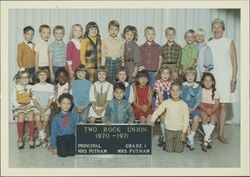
(108, 20), (120, 29)
(39, 24), (51, 33)
(69, 24), (83, 40)
(196, 28), (205, 36)
(185, 67), (197, 77)
(156, 64), (171, 80)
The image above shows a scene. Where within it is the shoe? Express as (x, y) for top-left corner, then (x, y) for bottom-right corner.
(207, 139), (212, 149)
(41, 139), (48, 149)
(17, 141), (24, 150)
(201, 141), (208, 152)
(187, 139), (195, 151)
(158, 135), (164, 143)
(157, 141), (165, 147)
(29, 140), (35, 149)
(162, 145), (166, 151)
(35, 138), (42, 147)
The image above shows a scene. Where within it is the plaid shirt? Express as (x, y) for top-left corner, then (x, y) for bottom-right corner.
(162, 42), (182, 71)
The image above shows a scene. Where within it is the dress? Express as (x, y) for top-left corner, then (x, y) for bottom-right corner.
(153, 79), (172, 108)
(207, 37), (232, 103)
(133, 85), (154, 119)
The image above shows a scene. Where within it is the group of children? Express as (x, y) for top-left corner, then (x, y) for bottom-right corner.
(13, 19), (220, 157)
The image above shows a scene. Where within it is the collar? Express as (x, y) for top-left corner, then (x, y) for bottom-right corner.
(166, 41), (177, 47)
(114, 98), (125, 103)
(55, 40), (64, 44)
(108, 36), (119, 40)
(183, 81), (199, 88)
(184, 43), (196, 49)
(143, 41), (157, 47)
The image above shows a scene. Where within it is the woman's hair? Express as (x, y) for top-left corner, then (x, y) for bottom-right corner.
(211, 18), (225, 31)
(122, 25), (138, 41)
(13, 68), (31, 84)
(116, 66), (129, 81)
(156, 64), (172, 80)
(69, 24), (83, 40)
(200, 72), (216, 100)
(75, 64), (89, 80)
(84, 21), (100, 38)
(136, 69), (149, 85)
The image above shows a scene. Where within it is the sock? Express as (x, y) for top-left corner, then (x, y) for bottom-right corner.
(17, 122), (24, 140)
(202, 124), (209, 141)
(188, 131), (196, 141)
(160, 123), (166, 142)
(28, 121), (35, 139)
(205, 124), (215, 141)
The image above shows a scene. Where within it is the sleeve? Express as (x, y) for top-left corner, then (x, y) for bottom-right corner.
(107, 84), (114, 101)
(192, 45), (199, 60)
(31, 85), (37, 99)
(80, 39), (87, 65)
(194, 87), (202, 109)
(101, 39), (106, 66)
(66, 42), (73, 65)
(151, 101), (167, 122)
(180, 48), (185, 67)
(153, 80), (161, 91)
(182, 102), (190, 133)
(133, 44), (141, 66)
(50, 117), (58, 149)
(128, 85), (134, 104)
(48, 43), (54, 54)
(103, 102), (112, 122)
(17, 44), (23, 68)
(89, 84), (96, 103)
(127, 103), (135, 123)
(204, 46), (214, 70)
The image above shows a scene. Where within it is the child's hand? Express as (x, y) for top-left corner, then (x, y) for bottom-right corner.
(147, 120), (155, 127)
(142, 105), (148, 112)
(52, 149), (57, 155)
(105, 121), (111, 125)
(189, 107), (195, 113)
(180, 133), (186, 141)
(50, 73), (55, 82)
(77, 106), (84, 113)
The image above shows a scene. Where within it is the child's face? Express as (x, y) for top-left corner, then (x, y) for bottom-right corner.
(89, 27), (98, 37)
(203, 76), (213, 89)
(76, 70), (86, 80)
(38, 72), (48, 83)
(160, 69), (171, 81)
(170, 85), (181, 100)
(145, 29), (155, 42)
(117, 71), (127, 82)
(138, 76), (148, 86)
(73, 26), (83, 39)
(125, 31), (135, 42)
(60, 98), (72, 112)
(57, 72), (67, 85)
(196, 34), (204, 43)
(54, 29), (64, 41)
(40, 28), (51, 41)
(24, 30), (34, 42)
(113, 88), (125, 100)
(166, 30), (175, 42)
(19, 73), (30, 85)
(185, 72), (196, 83)
(212, 23), (224, 39)
(97, 71), (107, 82)
(109, 26), (119, 38)
(185, 32), (195, 45)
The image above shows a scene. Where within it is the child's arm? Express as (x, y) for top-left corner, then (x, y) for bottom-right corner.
(150, 101), (167, 124)
(48, 52), (55, 82)
(66, 42), (75, 79)
(176, 47), (182, 73)
(80, 39), (87, 66)
(190, 87), (202, 112)
(131, 44), (141, 77)
(127, 103), (135, 124)
(101, 39), (106, 66)
(183, 47), (199, 71)
(17, 44), (23, 68)
(103, 103), (112, 124)
(145, 88), (153, 109)
(181, 102), (190, 139)
(157, 55), (162, 71)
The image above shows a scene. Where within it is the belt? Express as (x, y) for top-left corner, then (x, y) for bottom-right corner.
(124, 58), (134, 62)
(106, 57), (121, 60)
(164, 62), (177, 64)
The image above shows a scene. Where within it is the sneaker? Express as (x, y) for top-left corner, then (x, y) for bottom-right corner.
(201, 141), (208, 152)
(35, 138), (42, 147)
(29, 140), (35, 149)
(41, 139), (48, 149)
(17, 141), (24, 150)
(187, 139), (195, 151)
(158, 135), (164, 143)
(157, 141), (165, 147)
(207, 139), (212, 149)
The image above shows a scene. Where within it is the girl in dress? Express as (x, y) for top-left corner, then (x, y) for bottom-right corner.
(200, 73), (220, 152)
(133, 69), (154, 123)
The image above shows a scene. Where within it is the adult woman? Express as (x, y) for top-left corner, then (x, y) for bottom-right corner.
(207, 18), (238, 144)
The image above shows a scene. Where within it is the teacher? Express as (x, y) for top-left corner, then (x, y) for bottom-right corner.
(207, 18), (238, 144)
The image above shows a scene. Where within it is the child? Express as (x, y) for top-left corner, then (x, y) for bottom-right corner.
(17, 26), (36, 84)
(148, 82), (189, 153)
(180, 29), (199, 76)
(153, 64), (173, 146)
(122, 25), (142, 83)
(195, 28), (214, 82)
(34, 24), (51, 82)
(71, 64), (92, 122)
(181, 67), (202, 150)
(32, 68), (54, 148)
(133, 70), (154, 123)
(139, 26), (162, 88)
(88, 67), (113, 123)
(66, 24), (83, 80)
(80, 21), (101, 82)
(116, 66), (134, 104)
(51, 93), (78, 157)
(200, 73), (220, 152)
(12, 69), (35, 149)
(101, 20), (124, 84)
(162, 27), (182, 80)
(104, 82), (135, 124)
(48, 25), (67, 83)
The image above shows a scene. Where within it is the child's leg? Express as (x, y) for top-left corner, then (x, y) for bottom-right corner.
(56, 135), (68, 157)
(173, 131), (184, 153)
(26, 111), (35, 148)
(159, 114), (166, 145)
(165, 129), (174, 152)
(206, 114), (217, 141)
(187, 116), (199, 148)
(16, 113), (25, 142)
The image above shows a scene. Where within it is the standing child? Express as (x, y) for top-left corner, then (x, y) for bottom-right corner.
(133, 70), (154, 123)
(12, 69), (35, 149)
(180, 29), (199, 76)
(80, 21), (101, 82)
(148, 82), (189, 153)
(200, 73), (220, 152)
(116, 66), (134, 104)
(71, 64), (92, 122)
(140, 26), (162, 88)
(66, 24), (83, 80)
(34, 24), (51, 82)
(51, 93), (78, 157)
(162, 27), (182, 80)
(104, 82), (135, 124)
(88, 67), (113, 123)
(153, 64), (173, 146)
(32, 68), (54, 148)
(101, 20), (124, 84)
(181, 67), (202, 150)
(48, 25), (67, 83)
(196, 28), (214, 82)
(17, 26), (36, 84)
(122, 25), (142, 83)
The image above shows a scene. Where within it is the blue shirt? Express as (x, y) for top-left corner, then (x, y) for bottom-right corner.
(50, 112), (78, 149)
(48, 41), (66, 67)
(181, 82), (202, 109)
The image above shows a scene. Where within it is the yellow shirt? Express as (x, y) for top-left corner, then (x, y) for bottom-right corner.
(151, 99), (189, 133)
(80, 35), (97, 66)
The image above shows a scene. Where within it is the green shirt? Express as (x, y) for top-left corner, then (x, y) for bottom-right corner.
(181, 43), (199, 69)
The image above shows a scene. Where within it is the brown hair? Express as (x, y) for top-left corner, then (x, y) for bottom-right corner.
(53, 25), (65, 35)
(108, 20), (120, 29)
(122, 25), (138, 41)
(39, 24), (51, 33)
(165, 27), (176, 36)
(144, 26), (155, 35)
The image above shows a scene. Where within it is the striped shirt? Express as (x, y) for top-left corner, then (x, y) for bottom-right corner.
(48, 41), (66, 67)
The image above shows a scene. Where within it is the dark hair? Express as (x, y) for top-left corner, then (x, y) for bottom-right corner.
(114, 82), (125, 92)
(58, 93), (73, 104)
(84, 21), (100, 38)
(136, 69), (149, 85)
(122, 25), (138, 41)
(55, 69), (69, 78)
(116, 66), (129, 81)
(200, 72), (216, 100)
(108, 20), (120, 29)
(23, 26), (35, 34)
(75, 64), (89, 79)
